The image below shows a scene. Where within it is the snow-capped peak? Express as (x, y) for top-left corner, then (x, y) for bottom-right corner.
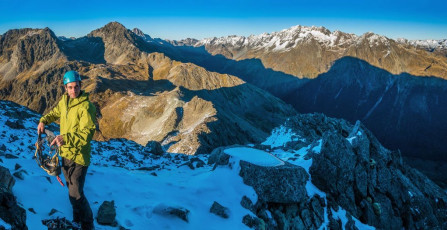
(397, 38), (447, 53)
(195, 24), (358, 52)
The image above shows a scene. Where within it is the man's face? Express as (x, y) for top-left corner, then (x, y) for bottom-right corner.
(65, 81), (81, 99)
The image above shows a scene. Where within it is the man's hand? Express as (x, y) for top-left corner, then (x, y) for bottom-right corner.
(50, 135), (65, 147)
(37, 122), (45, 134)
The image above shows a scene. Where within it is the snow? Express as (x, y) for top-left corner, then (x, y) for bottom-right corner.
(5, 155), (257, 229)
(347, 131), (362, 144)
(0, 101), (256, 229)
(224, 147), (284, 167)
(0, 100), (374, 229)
(262, 125), (302, 148)
(330, 208), (375, 230)
(398, 39), (447, 51)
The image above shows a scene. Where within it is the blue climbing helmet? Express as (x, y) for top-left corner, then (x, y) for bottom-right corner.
(63, 71), (81, 85)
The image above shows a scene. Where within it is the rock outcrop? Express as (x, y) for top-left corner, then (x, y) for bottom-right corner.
(0, 166), (27, 229)
(97, 200), (117, 226)
(211, 113), (447, 229)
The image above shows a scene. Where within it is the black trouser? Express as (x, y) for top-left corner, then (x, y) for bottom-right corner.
(61, 157), (94, 229)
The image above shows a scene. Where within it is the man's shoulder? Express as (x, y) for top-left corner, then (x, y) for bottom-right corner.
(56, 94), (68, 106)
(79, 99), (96, 113)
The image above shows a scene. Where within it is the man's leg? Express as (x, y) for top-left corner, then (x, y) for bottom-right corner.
(61, 157), (94, 229)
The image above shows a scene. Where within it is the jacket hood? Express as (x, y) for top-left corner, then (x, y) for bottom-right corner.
(65, 91), (90, 108)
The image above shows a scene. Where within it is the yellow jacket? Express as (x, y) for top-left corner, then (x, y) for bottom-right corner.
(40, 91), (96, 166)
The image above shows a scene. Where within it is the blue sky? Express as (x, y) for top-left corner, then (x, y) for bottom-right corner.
(0, 0), (446, 40)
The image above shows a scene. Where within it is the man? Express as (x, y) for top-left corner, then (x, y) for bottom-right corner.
(37, 70), (96, 230)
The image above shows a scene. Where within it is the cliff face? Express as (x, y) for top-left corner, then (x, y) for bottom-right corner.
(0, 28), (66, 81)
(209, 113), (447, 229)
(286, 57), (447, 161)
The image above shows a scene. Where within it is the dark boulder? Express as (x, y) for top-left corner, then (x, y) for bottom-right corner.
(97, 200), (117, 226)
(239, 160), (308, 203)
(0, 167), (15, 191)
(209, 201), (230, 219)
(0, 166), (27, 229)
(144, 141), (164, 156)
(153, 204), (190, 222)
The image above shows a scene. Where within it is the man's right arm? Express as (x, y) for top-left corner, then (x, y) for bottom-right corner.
(38, 101), (62, 133)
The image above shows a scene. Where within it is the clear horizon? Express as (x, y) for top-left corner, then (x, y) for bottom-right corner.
(0, 0), (446, 41)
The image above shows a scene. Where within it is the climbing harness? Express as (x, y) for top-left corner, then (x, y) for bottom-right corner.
(35, 129), (64, 187)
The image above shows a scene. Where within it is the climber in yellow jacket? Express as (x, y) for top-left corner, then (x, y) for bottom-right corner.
(37, 70), (96, 230)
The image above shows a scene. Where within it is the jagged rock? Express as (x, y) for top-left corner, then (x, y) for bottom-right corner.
(209, 201), (230, 219)
(136, 165), (160, 171)
(97, 200), (117, 226)
(0, 185), (27, 229)
(190, 157), (205, 168)
(0, 166), (15, 191)
(178, 161), (194, 170)
(42, 217), (79, 230)
(242, 214), (265, 230)
(290, 215), (306, 230)
(12, 170), (25, 180)
(153, 204), (190, 222)
(240, 196), (255, 212)
(28, 208), (36, 214)
(0, 144), (6, 153)
(287, 113), (447, 229)
(309, 195), (325, 225)
(48, 208), (59, 216)
(239, 160), (308, 203)
(210, 145), (308, 203)
(144, 141), (163, 156)
(272, 209), (289, 230)
(5, 120), (25, 129)
(208, 146), (231, 167)
(345, 214), (359, 230)
(328, 214), (342, 230)
(239, 113), (447, 229)
(5, 154), (18, 159)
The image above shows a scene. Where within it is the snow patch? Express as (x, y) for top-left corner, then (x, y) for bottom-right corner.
(224, 147), (284, 167)
(331, 208), (375, 230)
(262, 125), (301, 148)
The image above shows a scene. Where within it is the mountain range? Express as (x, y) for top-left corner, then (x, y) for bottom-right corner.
(0, 22), (295, 155)
(1, 21), (447, 180)
(148, 24), (447, 162)
(1, 21), (447, 229)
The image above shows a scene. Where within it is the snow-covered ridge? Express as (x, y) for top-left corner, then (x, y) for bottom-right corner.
(195, 25), (359, 52)
(132, 24), (445, 54)
(397, 38), (447, 52)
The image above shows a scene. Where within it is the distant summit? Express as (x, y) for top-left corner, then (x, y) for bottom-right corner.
(397, 38), (447, 56)
(193, 24), (447, 79)
(132, 28), (153, 42)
